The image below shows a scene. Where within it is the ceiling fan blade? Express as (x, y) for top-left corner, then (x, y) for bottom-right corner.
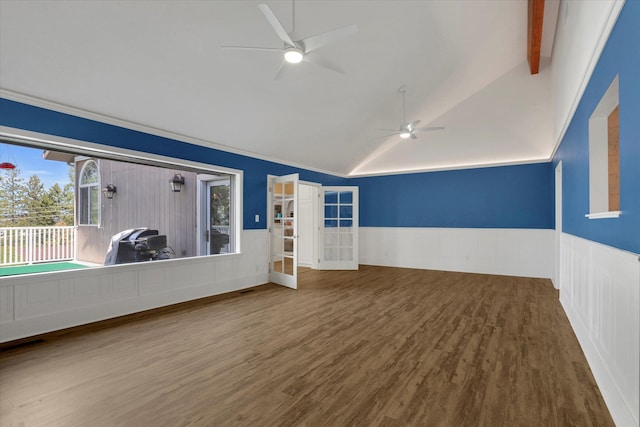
(258, 3), (295, 47)
(301, 24), (358, 53)
(303, 52), (344, 74)
(274, 59), (289, 80)
(371, 132), (398, 141)
(416, 126), (445, 132)
(410, 133), (418, 140)
(408, 120), (421, 130)
(375, 133), (402, 139)
(220, 45), (282, 52)
(376, 128), (401, 133)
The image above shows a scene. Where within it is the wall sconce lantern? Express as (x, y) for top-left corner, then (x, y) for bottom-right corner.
(170, 173), (185, 192)
(102, 184), (117, 199)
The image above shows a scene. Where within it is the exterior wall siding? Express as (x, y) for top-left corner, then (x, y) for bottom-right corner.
(75, 158), (198, 264)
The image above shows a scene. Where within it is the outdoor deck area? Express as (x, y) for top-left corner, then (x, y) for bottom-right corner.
(0, 226), (82, 276)
(0, 261), (89, 277)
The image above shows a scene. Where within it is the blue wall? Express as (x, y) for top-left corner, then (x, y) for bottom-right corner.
(353, 163), (554, 229)
(553, 1), (640, 254)
(0, 98), (555, 231)
(0, 99), (347, 230)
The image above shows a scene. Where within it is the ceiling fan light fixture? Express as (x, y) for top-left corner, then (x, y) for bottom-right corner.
(400, 132), (411, 139)
(284, 47), (304, 63)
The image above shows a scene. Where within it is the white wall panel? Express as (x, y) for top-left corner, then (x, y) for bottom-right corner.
(69, 275), (101, 298)
(138, 266), (169, 295)
(0, 230), (269, 343)
(359, 227), (555, 279)
(15, 279), (61, 320)
(164, 263), (194, 289)
(108, 270), (138, 298)
(0, 286), (14, 323)
(215, 258), (234, 283)
(559, 232), (639, 427)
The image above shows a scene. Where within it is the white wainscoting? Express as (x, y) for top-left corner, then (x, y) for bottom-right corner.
(359, 227), (555, 279)
(0, 229), (269, 343)
(559, 232), (639, 427)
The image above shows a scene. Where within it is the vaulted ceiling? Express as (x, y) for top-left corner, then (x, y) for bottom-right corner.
(0, 0), (560, 176)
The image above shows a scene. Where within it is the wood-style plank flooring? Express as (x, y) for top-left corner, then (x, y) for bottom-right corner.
(0, 266), (614, 426)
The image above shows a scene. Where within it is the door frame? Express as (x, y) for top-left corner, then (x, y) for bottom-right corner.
(554, 161), (563, 290)
(197, 173), (236, 256)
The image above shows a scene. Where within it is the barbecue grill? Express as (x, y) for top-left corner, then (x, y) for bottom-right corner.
(104, 228), (173, 265)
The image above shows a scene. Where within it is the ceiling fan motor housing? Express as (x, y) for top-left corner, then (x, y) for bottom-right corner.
(284, 46), (304, 63)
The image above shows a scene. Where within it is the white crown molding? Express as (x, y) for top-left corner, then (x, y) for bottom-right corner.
(0, 88), (350, 179)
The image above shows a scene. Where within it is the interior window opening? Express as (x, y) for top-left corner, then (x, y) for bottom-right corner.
(587, 75), (620, 218)
(0, 139), (239, 276)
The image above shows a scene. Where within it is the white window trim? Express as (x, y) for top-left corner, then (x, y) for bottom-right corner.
(585, 211), (621, 219)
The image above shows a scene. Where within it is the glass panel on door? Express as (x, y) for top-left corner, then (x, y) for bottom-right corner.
(319, 186), (358, 270)
(269, 174), (298, 289)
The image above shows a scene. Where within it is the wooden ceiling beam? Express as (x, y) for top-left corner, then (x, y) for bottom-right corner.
(528, 0), (545, 74)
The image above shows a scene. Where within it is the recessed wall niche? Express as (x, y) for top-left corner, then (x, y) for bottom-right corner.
(587, 75), (620, 217)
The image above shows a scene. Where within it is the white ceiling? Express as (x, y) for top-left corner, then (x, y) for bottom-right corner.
(0, 0), (558, 176)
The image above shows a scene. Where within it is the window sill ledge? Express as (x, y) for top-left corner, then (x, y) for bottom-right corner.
(585, 211), (621, 219)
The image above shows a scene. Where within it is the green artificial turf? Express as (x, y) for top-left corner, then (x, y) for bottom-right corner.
(0, 262), (88, 277)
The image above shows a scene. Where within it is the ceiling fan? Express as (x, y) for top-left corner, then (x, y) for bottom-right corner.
(378, 87), (445, 140)
(221, 1), (358, 79)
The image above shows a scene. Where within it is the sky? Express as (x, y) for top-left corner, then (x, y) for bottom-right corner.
(0, 142), (73, 190)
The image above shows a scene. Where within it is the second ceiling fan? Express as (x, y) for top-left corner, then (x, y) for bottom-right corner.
(378, 87), (445, 140)
(222, 1), (358, 79)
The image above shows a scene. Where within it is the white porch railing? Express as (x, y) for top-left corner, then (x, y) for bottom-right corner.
(0, 226), (76, 266)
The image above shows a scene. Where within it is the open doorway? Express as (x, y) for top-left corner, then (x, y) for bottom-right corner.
(268, 175), (359, 289)
(197, 174), (234, 256)
(298, 182), (320, 269)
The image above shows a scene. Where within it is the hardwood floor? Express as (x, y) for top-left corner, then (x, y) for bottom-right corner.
(0, 266), (614, 426)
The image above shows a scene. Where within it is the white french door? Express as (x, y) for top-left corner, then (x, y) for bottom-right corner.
(318, 186), (359, 270)
(269, 174), (299, 289)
